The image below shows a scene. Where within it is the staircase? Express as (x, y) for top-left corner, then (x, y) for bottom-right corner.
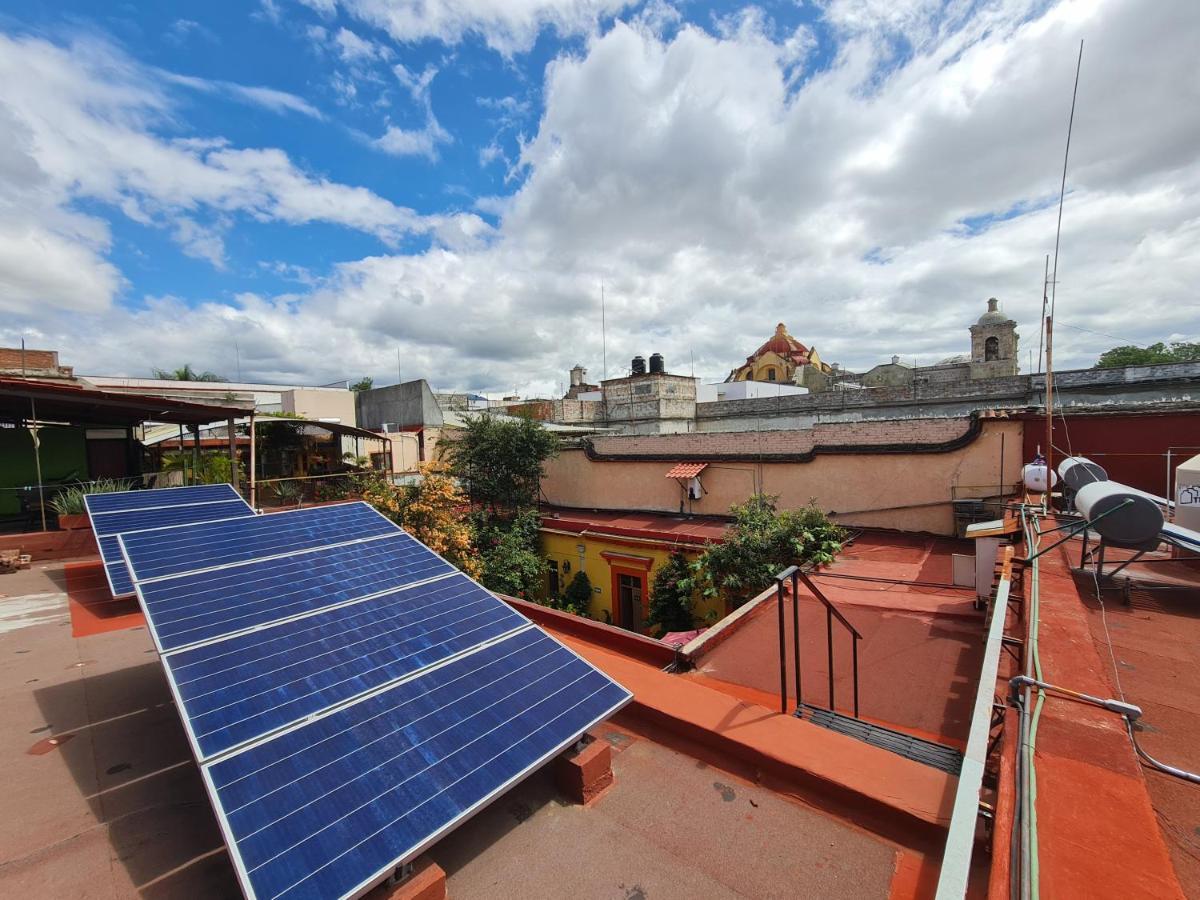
(795, 703), (964, 775)
(773, 565), (965, 776)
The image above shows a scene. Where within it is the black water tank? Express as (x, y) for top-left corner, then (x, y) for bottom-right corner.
(631, 355), (646, 375)
(649, 352), (665, 374)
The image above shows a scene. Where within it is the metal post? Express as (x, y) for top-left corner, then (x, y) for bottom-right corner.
(776, 580), (787, 714)
(29, 399), (46, 532)
(249, 413), (257, 508)
(826, 606), (835, 710)
(178, 424), (186, 482)
(192, 425), (201, 483)
(790, 569), (801, 710)
(227, 418), (239, 492)
(851, 637), (860, 718)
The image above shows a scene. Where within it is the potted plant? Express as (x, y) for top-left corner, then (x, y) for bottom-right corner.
(49, 479), (131, 531)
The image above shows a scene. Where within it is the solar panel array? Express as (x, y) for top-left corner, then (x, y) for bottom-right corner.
(120, 501), (632, 900)
(84, 483), (256, 597)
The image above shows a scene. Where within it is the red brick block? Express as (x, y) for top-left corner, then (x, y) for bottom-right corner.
(554, 734), (613, 805)
(364, 856), (446, 900)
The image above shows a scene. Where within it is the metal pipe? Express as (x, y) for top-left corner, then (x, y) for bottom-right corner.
(249, 412), (257, 508)
(228, 417), (239, 493)
(852, 637), (860, 717)
(29, 398), (46, 532)
(791, 568), (801, 709)
(776, 579), (787, 714)
(826, 605), (835, 710)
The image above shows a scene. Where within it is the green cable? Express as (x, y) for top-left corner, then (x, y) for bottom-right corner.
(1026, 515), (1045, 899)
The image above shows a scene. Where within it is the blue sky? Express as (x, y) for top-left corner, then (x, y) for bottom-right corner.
(0, 0), (1197, 391)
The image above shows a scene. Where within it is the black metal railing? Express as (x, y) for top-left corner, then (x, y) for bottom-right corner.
(774, 565), (863, 717)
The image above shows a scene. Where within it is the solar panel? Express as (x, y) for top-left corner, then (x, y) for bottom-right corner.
(84, 484), (255, 598)
(120, 502), (632, 900)
(86, 482), (242, 514)
(120, 502), (395, 584)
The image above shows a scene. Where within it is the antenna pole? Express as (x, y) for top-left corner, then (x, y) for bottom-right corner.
(396, 347), (402, 385)
(1050, 40), (1083, 320)
(1037, 255), (1049, 373)
(1042, 38), (1082, 513)
(600, 281), (608, 382)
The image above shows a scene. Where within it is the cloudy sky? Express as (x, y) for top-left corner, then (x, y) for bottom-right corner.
(0, 0), (1197, 395)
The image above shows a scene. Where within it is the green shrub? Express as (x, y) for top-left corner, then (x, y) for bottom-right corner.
(647, 552), (696, 633)
(557, 571), (593, 618)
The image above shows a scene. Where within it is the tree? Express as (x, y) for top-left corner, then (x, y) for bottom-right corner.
(360, 463), (482, 579)
(693, 495), (845, 611)
(1094, 342), (1200, 368)
(559, 571), (593, 618)
(475, 509), (544, 598)
(443, 413), (559, 513)
(350, 377), (374, 393)
(647, 551), (697, 633)
(153, 364), (227, 382)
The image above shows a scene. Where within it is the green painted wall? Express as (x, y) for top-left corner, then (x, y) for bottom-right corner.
(0, 425), (88, 515)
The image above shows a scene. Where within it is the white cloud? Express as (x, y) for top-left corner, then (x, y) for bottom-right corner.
(322, 0), (637, 56)
(370, 64), (452, 159)
(333, 26), (391, 63)
(0, 31), (442, 301)
(5, 0), (1200, 394)
(172, 217), (227, 269)
(161, 71), (325, 119)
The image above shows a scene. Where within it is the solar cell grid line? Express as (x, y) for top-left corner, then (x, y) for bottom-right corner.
(164, 574), (528, 760)
(120, 502), (397, 585)
(201, 626), (632, 900)
(129, 532), (456, 654)
(83, 482), (240, 515)
(90, 498), (254, 537)
(91, 499), (256, 598)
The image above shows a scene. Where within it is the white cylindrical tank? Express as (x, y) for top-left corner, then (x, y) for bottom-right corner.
(1058, 456), (1108, 493)
(1022, 463), (1058, 493)
(1075, 481), (1165, 548)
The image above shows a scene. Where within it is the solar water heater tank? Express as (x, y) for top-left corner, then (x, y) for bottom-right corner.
(1074, 480), (1164, 549)
(1058, 456), (1108, 492)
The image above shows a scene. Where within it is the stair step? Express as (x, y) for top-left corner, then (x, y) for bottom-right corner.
(795, 703), (963, 775)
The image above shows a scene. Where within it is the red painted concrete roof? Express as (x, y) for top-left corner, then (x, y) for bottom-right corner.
(540, 506), (729, 545)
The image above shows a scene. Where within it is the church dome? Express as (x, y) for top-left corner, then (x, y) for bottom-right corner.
(977, 297), (1010, 326)
(751, 323), (810, 363)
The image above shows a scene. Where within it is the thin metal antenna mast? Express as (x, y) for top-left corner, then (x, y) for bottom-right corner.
(600, 281), (608, 381)
(396, 347), (402, 385)
(1036, 255), (1048, 373)
(1042, 39), (1083, 516)
(1050, 40), (1084, 321)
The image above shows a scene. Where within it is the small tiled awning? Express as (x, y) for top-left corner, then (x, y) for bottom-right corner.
(665, 462), (707, 479)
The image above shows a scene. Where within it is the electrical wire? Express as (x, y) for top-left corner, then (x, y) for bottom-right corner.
(1090, 559), (1200, 785)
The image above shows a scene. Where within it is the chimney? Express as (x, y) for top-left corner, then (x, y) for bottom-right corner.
(891, 355), (900, 365)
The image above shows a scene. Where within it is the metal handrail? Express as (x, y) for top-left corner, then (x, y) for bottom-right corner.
(774, 563), (862, 717)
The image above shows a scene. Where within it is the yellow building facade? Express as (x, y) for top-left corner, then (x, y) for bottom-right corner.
(539, 512), (728, 633)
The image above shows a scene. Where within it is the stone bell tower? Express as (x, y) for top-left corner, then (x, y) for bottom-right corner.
(969, 297), (1019, 379)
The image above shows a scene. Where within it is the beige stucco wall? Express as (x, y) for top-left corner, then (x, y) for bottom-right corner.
(541, 419), (1024, 535)
(282, 388), (357, 424)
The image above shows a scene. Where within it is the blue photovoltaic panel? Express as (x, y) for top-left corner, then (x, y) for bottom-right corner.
(85, 483), (240, 515)
(204, 626), (632, 900)
(85, 487), (254, 598)
(121, 502), (394, 584)
(133, 531), (454, 653)
(123, 498), (632, 900)
(91, 498), (253, 537)
(167, 574), (526, 759)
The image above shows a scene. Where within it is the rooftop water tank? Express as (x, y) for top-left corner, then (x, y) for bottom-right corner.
(1058, 456), (1108, 493)
(1075, 480), (1165, 549)
(1022, 463), (1058, 493)
(631, 356), (646, 376)
(649, 352), (665, 374)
